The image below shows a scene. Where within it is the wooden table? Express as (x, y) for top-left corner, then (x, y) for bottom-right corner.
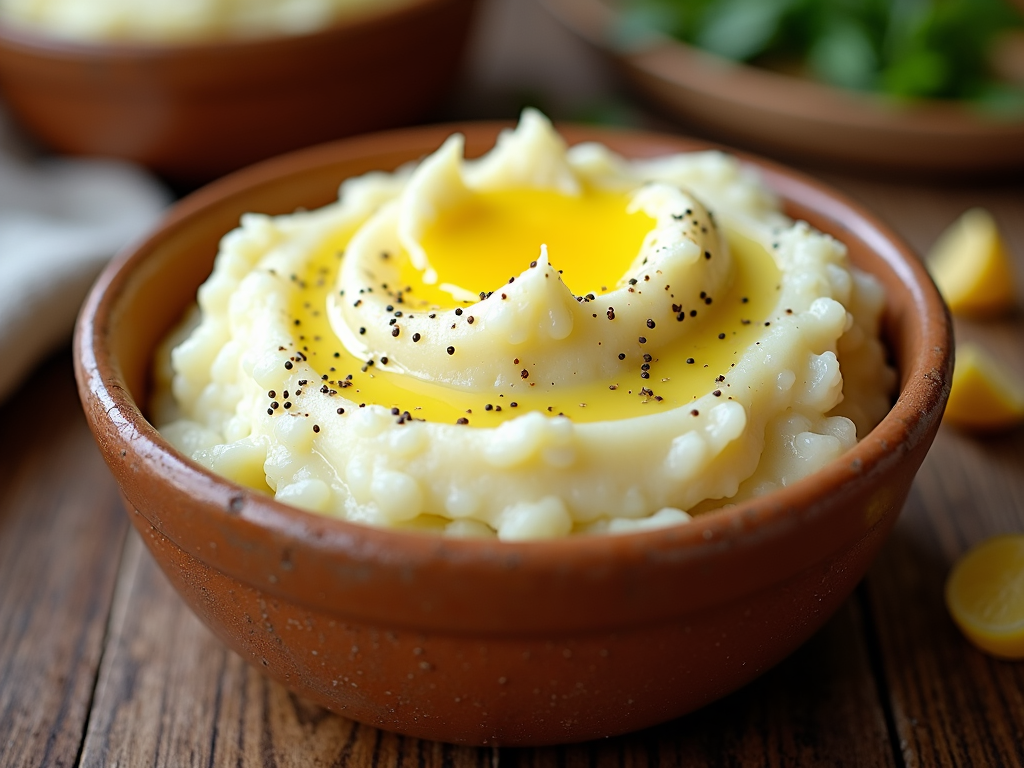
(2, 1), (1023, 765)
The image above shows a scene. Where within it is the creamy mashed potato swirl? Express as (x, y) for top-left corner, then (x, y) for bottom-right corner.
(155, 111), (895, 540)
(333, 117), (730, 391)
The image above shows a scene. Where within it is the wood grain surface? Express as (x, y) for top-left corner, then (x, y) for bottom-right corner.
(0, 354), (128, 768)
(2, 1), (1024, 766)
(829, 178), (1024, 768)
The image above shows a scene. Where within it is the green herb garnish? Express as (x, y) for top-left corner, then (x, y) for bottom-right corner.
(621, 0), (1024, 106)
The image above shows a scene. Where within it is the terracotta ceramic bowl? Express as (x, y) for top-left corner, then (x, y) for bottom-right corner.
(0, 0), (476, 182)
(74, 122), (952, 746)
(541, 0), (1024, 175)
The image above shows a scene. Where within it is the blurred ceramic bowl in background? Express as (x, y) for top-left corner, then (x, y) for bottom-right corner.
(0, 0), (477, 182)
(541, 0), (1024, 176)
(0, 0), (415, 42)
(75, 122), (951, 746)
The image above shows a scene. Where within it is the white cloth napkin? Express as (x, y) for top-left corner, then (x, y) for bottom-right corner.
(0, 109), (170, 402)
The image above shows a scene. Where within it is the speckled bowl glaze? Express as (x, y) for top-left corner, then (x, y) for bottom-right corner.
(74, 123), (952, 746)
(0, 0), (476, 182)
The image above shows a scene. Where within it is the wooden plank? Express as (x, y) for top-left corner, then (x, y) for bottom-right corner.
(501, 596), (896, 768)
(830, 178), (1024, 768)
(865, 430), (1024, 768)
(819, 175), (1024, 271)
(77, 531), (490, 768)
(0, 353), (129, 768)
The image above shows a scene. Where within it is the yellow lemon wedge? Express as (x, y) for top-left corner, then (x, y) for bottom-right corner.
(943, 342), (1024, 431)
(927, 208), (1018, 316)
(945, 535), (1024, 659)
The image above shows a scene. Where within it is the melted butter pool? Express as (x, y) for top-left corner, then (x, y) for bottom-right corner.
(412, 187), (654, 304)
(287, 189), (781, 426)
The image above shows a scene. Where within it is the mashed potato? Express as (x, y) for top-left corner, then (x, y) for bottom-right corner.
(0, 0), (409, 41)
(153, 111), (895, 540)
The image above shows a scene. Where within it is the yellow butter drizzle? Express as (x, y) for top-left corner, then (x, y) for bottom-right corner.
(411, 187), (652, 305)
(287, 188), (780, 426)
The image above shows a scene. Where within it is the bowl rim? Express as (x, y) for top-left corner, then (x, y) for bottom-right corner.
(0, 0), (463, 55)
(74, 120), (952, 632)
